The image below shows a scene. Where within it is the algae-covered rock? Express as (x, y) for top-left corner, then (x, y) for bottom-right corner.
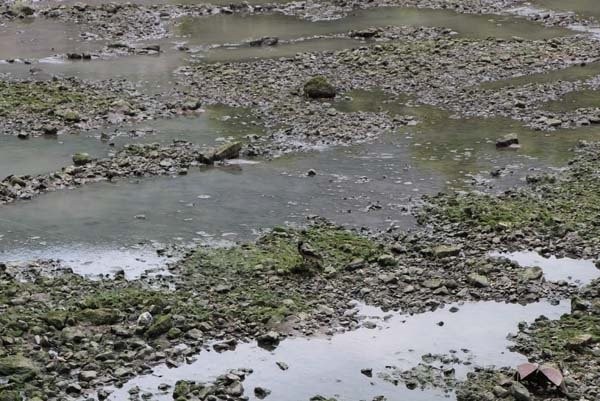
(0, 355), (37, 377)
(303, 77), (336, 99)
(72, 152), (92, 166)
(77, 308), (121, 325)
(145, 315), (172, 338)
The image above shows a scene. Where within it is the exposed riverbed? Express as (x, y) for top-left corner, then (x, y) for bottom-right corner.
(1, 1), (599, 400)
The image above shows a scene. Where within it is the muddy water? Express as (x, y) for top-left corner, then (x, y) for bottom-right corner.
(542, 88), (600, 112)
(4, 90), (600, 268)
(106, 300), (570, 401)
(176, 7), (571, 46)
(0, 18), (104, 61)
(479, 61), (600, 90)
(0, 106), (259, 177)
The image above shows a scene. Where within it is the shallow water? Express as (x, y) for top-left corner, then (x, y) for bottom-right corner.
(478, 61), (600, 91)
(492, 251), (600, 285)
(0, 105), (259, 177)
(542, 88), (600, 112)
(0, 18), (104, 61)
(4, 95), (600, 269)
(175, 6), (571, 47)
(531, 0), (600, 20)
(106, 300), (570, 401)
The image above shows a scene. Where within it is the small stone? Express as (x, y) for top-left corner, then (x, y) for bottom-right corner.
(254, 387), (271, 399)
(361, 368), (373, 377)
(79, 370), (98, 382)
(137, 312), (153, 327)
(521, 266), (543, 281)
(432, 245), (461, 258)
(468, 273), (490, 288)
(276, 361), (288, 370)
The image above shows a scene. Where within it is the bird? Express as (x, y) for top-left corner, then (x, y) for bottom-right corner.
(297, 240), (323, 268)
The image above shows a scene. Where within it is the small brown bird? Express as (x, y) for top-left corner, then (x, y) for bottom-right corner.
(297, 240), (323, 267)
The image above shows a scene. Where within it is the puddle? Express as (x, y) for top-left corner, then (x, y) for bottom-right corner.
(106, 300), (570, 401)
(491, 251), (600, 285)
(2, 244), (171, 280)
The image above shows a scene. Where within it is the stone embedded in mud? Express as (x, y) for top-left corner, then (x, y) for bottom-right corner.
(495, 133), (519, 148)
(72, 152), (93, 166)
(303, 76), (336, 99)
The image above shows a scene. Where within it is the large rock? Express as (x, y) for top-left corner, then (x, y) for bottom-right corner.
(511, 381), (531, 401)
(212, 141), (242, 162)
(303, 76), (336, 99)
(145, 315), (172, 338)
(496, 133), (519, 148)
(0, 355), (37, 377)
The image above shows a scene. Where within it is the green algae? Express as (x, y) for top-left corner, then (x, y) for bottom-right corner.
(0, 81), (113, 121)
(420, 144), (600, 240)
(186, 224), (381, 275)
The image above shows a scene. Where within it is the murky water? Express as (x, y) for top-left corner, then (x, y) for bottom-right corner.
(176, 7), (571, 47)
(531, 0), (600, 20)
(479, 61), (600, 91)
(106, 300), (570, 401)
(492, 251), (600, 285)
(0, 18), (104, 61)
(542, 88), (600, 112)
(0, 105), (259, 177)
(4, 95), (600, 269)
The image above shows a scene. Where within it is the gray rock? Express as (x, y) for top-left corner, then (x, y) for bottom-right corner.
(496, 133), (519, 148)
(511, 381), (531, 401)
